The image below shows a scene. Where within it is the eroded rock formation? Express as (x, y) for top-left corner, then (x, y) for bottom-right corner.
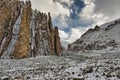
(0, 0), (61, 59)
(11, 0), (32, 58)
(0, 0), (21, 57)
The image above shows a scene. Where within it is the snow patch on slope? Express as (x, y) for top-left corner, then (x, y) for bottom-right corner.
(68, 18), (120, 52)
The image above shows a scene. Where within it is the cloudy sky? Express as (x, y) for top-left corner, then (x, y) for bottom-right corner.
(23, 0), (120, 47)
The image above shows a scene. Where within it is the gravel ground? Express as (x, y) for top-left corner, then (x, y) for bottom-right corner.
(0, 51), (120, 80)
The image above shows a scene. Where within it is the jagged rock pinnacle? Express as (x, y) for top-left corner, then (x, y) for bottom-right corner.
(0, 0), (62, 59)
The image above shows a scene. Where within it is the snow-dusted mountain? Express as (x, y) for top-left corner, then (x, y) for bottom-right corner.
(68, 19), (120, 52)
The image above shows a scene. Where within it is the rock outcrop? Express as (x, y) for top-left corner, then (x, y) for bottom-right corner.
(0, 0), (62, 59)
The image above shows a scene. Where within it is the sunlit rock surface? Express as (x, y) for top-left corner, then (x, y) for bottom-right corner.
(0, 0), (62, 59)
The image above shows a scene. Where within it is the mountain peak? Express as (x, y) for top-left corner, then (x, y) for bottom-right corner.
(68, 18), (120, 52)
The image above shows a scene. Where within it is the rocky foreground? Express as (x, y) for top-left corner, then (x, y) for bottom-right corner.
(0, 52), (120, 80)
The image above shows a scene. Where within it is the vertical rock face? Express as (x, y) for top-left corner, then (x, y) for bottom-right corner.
(48, 12), (55, 55)
(0, 0), (62, 59)
(31, 11), (61, 56)
(0, 0), (21, 57)
(34, 11), (50, 56)
(11, 1), (32, 58)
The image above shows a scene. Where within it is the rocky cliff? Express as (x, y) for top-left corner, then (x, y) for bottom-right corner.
(0, 0), (61, 59)
(68, 19), (120, 52)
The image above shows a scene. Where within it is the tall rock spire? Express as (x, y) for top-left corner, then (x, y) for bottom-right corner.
(48, 12), (55, 55)
(54, 27), (61, 56)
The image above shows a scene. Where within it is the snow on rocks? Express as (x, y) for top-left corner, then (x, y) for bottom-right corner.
(68, 18), (120, 53)
(0, 52), (120, 80)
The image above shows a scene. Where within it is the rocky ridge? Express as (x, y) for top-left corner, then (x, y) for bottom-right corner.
(68, 19), (120, 52)
(0, 0), (61, 59)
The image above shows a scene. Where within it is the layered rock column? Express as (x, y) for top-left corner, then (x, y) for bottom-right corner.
(33, 11), (50, 56)
(0, 0), (21, 57)
(48, 12), (55, 55)
(11, 1), (32, 58)
(32, 11), (62, 56)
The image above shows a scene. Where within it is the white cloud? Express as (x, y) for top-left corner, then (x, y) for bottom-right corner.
(68, 28), (81, 43)
(84, 0), (95, 5)
(59, 30), (69, 48)
(54, 0), (74, 7)
(80, 2), (95, 20)
(59, 30), (68, 40)
(67, 27), (88, 43)
(54, 14), (69, 29)
(59, 27), (87, 45)
(80, 0), (120, 27)
(80, 0), (109, 27)
(95, 0), (120, 22)
(30, 0), (70, 17)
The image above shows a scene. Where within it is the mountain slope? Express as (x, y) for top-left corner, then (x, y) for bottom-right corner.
(68, 19), (120, 52)
(0, 0), (62, 59)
